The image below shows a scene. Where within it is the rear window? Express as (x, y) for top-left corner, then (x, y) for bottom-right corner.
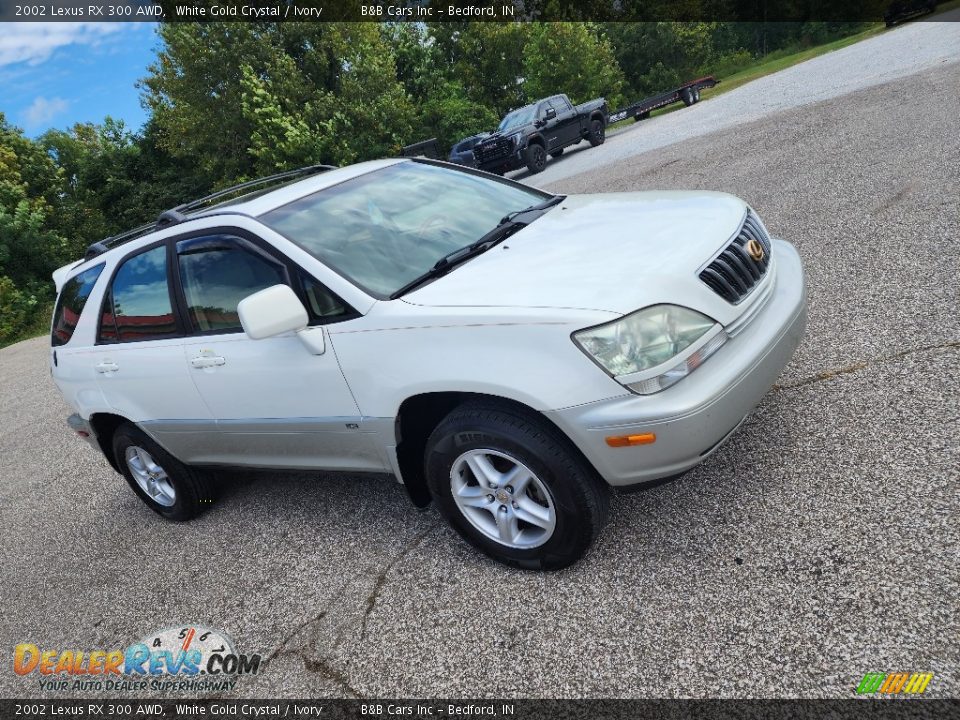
(99, 245), (177, 343)
(51, 264), (104, 347)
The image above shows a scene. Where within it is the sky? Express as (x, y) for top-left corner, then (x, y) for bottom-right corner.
(0, 22), (157, 136)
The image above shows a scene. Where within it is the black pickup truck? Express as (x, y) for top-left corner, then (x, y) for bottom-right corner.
(473, 94), (608, 175)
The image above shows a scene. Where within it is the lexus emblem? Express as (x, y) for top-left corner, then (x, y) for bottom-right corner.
(746, 239), (765, 262)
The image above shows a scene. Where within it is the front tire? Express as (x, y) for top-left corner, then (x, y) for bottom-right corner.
(425, 403), (609, 570)
(112, 424), (214, 521)
(524, 143), (547, 174)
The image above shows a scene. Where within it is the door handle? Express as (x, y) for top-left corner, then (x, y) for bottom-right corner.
(190, 355), (226, 369)
(95, 361), (119, 373)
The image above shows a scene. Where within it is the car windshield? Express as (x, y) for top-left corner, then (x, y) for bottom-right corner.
(498, 105), (536, 132)
(260, 161), (550, 298)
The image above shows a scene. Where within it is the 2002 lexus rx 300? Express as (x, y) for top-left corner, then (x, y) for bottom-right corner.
(50, 158), (806, 569)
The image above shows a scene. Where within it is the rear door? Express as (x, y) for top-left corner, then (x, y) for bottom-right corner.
(172, 230), (383, 472)
(93, 242), (213, 457)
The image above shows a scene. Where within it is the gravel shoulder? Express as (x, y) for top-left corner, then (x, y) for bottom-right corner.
(1, 55), (958, 699)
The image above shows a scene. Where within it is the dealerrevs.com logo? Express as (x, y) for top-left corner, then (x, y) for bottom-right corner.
(13, 625), (263, 693)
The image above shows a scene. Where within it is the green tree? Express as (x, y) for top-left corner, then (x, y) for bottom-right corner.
(418, 81), (500, 153)
(0, 113), (68, 343)
(143, 23), (415, 180)
(430, 23), (530, 116)
(522, 23), (626, 107)
(605, 22), (717, 99)
(141, 23), (270, 183)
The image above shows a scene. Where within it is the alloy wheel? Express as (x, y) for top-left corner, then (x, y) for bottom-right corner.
(125, 446), (176, 507)
(450, 449), (556, 549)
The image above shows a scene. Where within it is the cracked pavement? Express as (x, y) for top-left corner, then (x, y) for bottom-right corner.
(1, 48), (958, 699)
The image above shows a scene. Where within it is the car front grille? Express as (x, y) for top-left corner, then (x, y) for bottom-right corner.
(699, 211), (773, 304)
(474, 138), (513, 166)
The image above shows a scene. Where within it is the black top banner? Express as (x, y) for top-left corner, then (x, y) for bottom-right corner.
(0, 699), (957, 720)
(0, 0), (955, 22)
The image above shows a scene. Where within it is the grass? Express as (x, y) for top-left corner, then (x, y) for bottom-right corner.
(608, 5), (959, 133)
(0, 305), (52, 350)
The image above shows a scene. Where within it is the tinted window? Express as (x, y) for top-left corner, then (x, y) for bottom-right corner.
(101, 245), (177, 343)
(177, 236), (287, 333)
(51, 264), (104, 346)
(301, 272), (350, 321)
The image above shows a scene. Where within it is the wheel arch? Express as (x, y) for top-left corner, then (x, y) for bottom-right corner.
(88, 412), (130, 472)
(393, 391), (599, 508)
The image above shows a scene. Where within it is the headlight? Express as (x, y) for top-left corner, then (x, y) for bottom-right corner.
(507, 132), (522, 147)
(573, 305), (727, 394)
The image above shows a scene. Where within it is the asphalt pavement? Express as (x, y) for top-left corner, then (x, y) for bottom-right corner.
(1, 24), (958, 699)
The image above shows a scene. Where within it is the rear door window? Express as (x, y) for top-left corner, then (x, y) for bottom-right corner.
(99, 245), (178, 343)
(51, 264), (105, 346)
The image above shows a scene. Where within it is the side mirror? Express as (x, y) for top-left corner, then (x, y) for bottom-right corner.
(238, 284), (326, 355)
(544, 107), (557, 121)
(238, 285), (307, 339)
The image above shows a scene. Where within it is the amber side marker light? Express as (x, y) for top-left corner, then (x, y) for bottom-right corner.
(605, 433), (656, 447)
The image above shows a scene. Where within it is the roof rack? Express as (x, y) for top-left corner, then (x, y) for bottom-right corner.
(83, 164), (337, 261)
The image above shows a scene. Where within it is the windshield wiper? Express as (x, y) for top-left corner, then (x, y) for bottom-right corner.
(389, 196), (565, 300)
(499, 194), (565, 225)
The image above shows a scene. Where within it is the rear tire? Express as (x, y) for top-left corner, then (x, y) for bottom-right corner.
(588, 118), (605, 146)
(692, 87), (701, 103)
(524, 143), (547, 174)
(681, 88), (695, 107)
(112, 424), (214, 521)
(425, 402), (609, 570)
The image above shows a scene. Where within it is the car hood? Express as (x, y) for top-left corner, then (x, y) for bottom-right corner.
(402, 191), (752, 323)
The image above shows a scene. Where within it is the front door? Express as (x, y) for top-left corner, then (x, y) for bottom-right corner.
(554, 95), (581, 145)
(538, 100), (563, 152)
(172, 232), (384, 472)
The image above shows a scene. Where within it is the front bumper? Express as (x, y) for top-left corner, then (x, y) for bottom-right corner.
(477, 149), (524, 174)
(545, 238), (807, 487)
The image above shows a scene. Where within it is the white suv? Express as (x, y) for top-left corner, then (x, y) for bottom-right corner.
(51, 159), (806, 569)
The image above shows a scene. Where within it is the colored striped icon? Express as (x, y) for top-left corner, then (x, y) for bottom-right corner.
(856, 672), (933, 694)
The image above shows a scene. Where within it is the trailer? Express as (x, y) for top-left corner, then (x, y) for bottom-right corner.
(400, 137), (441, 159)
(606, 76), (720, 125)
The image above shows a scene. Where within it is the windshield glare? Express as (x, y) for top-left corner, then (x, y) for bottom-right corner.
(498, 106), (536, 133)
(261, 161), (550, 298)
